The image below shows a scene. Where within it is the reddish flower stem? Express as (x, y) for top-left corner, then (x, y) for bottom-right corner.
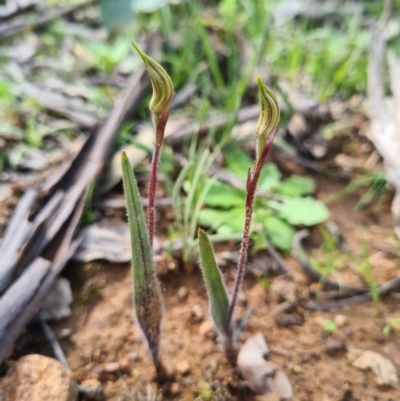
(225, 137), (275, 336)
(147, 100), (172, 248)
(147, 144), (161, 248)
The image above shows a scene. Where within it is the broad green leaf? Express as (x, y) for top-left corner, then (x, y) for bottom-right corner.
(264, 216), (295, 251)
(270, 196), (329, 226)
(258, 163), (281, 191)
(199, 207), (244, 233)
(204, 180), (245, 208)
(198, 229), (229, 334)
(100, 0), (134, 28)
(121, 152), (162, 363)
(225, 147), (253, 180)
(275, 175), (315, 197)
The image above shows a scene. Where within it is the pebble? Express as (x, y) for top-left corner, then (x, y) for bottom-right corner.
(59, 328), (72, 339)
(334, 314), (348, 327)
(291, 365), (303, 374)
(79, 379), (103, 401)
(129, 352), (139, 362)
(103, 362), (120, 374)
(198, 320), (215, 338)
(190, 305), (204, 323)
(0, 354), (77, 401)
(324, 337), (346, 356)
(118, 357), (131, 374)
(175, 360), (190, 375)
(177, 286), (189, 301)
(348, 348), (398, 385)
(170, 382), (180, 395)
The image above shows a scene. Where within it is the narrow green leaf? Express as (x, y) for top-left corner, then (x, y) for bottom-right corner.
(198, 228), (230, 334)
(121, 152), (163, 363)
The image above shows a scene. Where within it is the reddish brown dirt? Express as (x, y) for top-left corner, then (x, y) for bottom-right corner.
(50, 180), (400, 401)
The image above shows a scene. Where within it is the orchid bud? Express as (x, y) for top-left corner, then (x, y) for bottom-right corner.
(255, 77), (280, 162)
(132, 42), (174, 125)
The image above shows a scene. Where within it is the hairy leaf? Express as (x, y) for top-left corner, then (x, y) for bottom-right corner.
(198, 228), (229, 334)
(121, 152), (163, 363)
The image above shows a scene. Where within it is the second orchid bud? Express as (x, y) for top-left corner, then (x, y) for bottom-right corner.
(132, 42), (174, 125)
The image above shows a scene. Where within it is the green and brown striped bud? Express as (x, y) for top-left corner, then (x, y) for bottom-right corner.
(255, 77), (280, 162)
(132, 42), (174, 125)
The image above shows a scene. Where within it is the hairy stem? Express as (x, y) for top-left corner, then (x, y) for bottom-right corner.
(147, 101), (171, 247)
(225, 137), (275, 337)
(148, 144), (161, 248)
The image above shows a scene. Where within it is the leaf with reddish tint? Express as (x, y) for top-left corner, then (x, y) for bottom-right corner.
(121, 151), (163, 366)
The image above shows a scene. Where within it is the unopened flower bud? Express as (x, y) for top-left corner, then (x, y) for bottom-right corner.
(132, 42), (174, 124)
(255, 77), (280, 161)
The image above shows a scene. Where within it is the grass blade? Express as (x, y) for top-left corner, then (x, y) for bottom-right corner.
(198, 228), (229, 335)
(121, 152), (163, 367)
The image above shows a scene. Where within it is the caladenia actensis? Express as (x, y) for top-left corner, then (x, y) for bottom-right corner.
(132, 42), (174, 249)
(198, 77), (280, 362)
(121, 44), (173, 378)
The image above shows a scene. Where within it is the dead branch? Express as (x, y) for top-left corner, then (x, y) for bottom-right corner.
(0, 0), (97, 41)
(0, 51), (150, 363)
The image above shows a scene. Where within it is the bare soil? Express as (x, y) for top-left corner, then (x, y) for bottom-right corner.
(47, 174), (400, 401)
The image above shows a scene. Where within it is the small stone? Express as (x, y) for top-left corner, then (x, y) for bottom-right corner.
(348, 348), (398, 385)
(190, 305), (204, 323)
(175, 360), (190, 375)
(103, 362), (120, 374)
(324, 337), (346, 356)
(129, 352), (139, 362)
(334, 314), (348, 327)
(59, 328), (72, 338)
(79, 378), (103, 400)
(118, 358), (130, 374)
(198, 320), (215, 338)
(80, 378), (101, 388)
(170, 382), (180, 395)
(292, 365), (303, 374)
(177, 286), (189, 301)
(0, 354), (77, 401)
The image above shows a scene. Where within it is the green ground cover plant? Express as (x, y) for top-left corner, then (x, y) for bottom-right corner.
(199, 147), (329, 251)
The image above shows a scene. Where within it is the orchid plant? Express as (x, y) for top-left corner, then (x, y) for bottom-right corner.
(121, 43), (281, 378)
(121, 43), (173, 378)
(198, 77), (280, 360)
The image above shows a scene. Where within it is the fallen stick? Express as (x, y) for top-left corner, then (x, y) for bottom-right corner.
(0, 0), (97, 40)
(305, 275), (400, 311)
(0, 49), (150, 363)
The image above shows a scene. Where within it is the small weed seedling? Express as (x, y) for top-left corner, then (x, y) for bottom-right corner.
(121, 43), (173, 378)
(198, 78), (280, 360)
